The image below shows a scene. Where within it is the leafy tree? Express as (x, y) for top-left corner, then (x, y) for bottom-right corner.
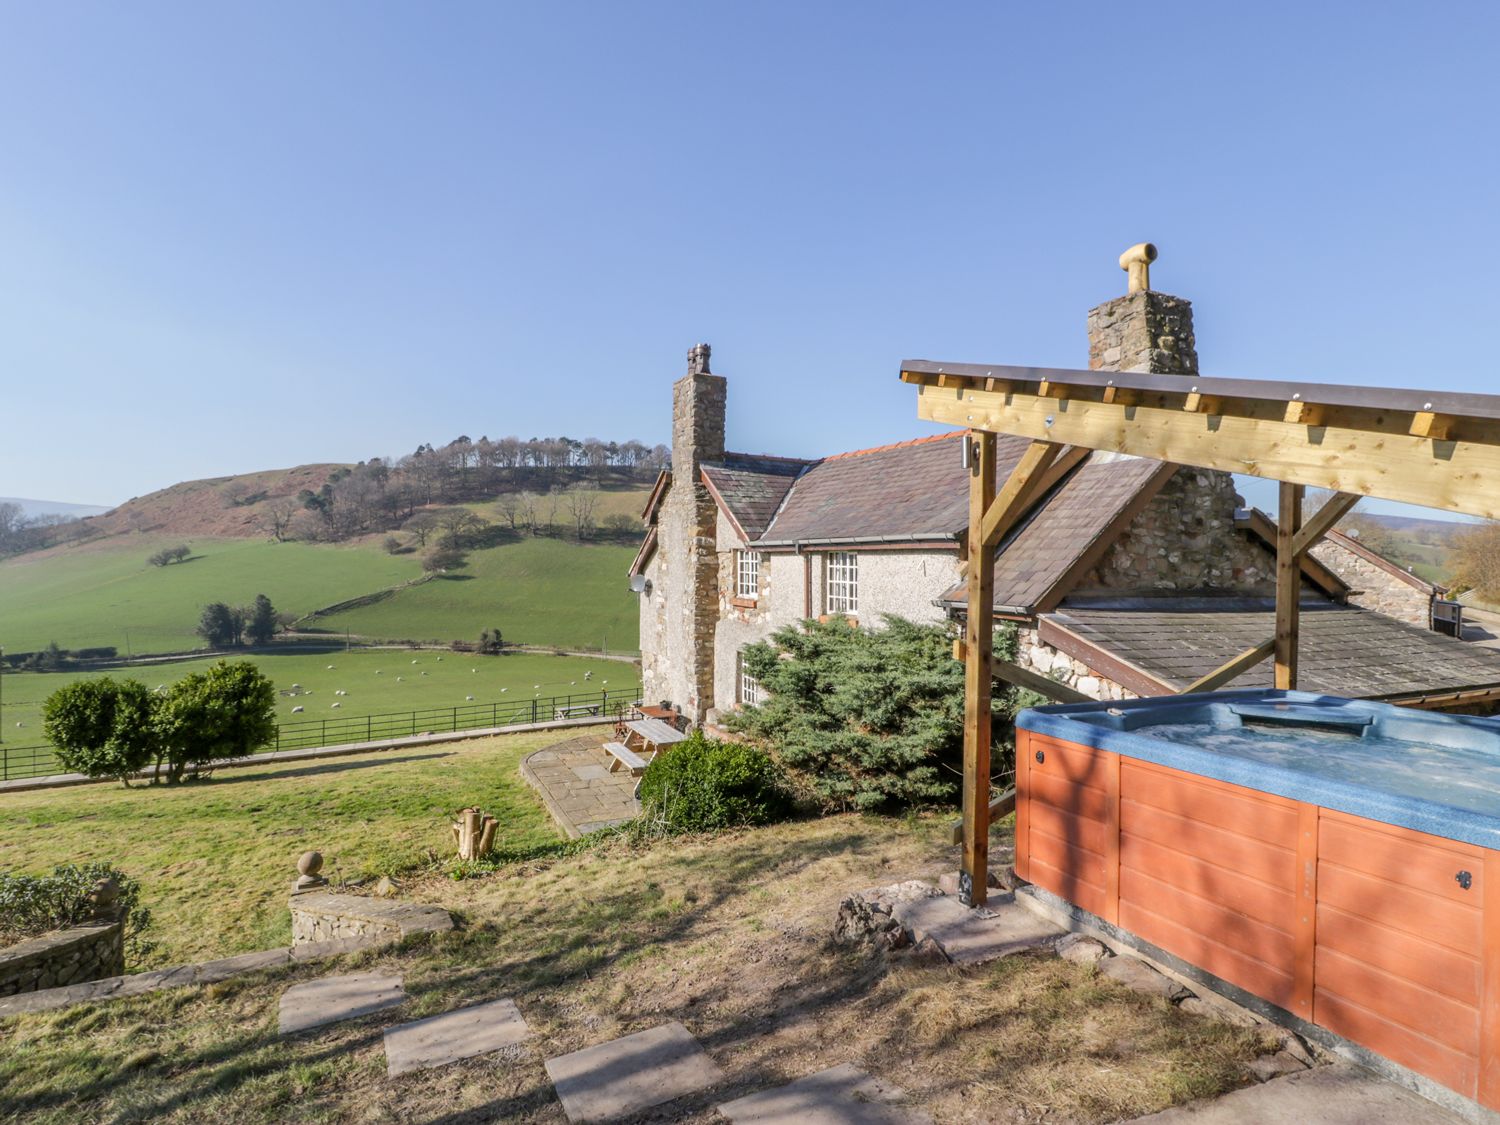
(154, 661), (277, 783)
(148, 544), (191, 567)
(42, 678), (160, 784)
(423, 546), (468, 573)
(1454, 521), (1500, 603)
(196, 602), (244, 648)
(244, 594), (277, 645)
(477, 627), (504, 654)
(727, 615), (1020, 812)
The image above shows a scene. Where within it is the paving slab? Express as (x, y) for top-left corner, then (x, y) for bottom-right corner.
(545, 1020), (724, 1123)
(1122, 1065), (1469, 1124)
(718, 1063), (932, 1124)
(891, 893), (1061, 965)
(384, 996), (532, 1076)
(278, 972), (406, 1035)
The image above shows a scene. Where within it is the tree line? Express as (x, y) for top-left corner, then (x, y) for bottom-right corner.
(254, 434), (665, 545)
(196, 595), (280, 648)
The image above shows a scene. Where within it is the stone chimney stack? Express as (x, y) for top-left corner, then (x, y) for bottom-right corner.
(672, 343), (726, 475)
(648, 343), (726, 725)
(1087, 243), (1199, 375)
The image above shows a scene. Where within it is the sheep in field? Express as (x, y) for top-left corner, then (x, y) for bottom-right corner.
(292, 706), (304, 714)
(331, 702), (341, 709)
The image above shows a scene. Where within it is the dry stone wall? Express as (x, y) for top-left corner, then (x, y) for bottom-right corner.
(1016, 627), (1139, 702)
(289, 892), (452, 946)
(0, 919), (123, 997)
(1310, 538), (1432, 628)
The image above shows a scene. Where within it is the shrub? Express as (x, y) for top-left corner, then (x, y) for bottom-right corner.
(726, 615), (1021, 812)
(43, 678), (160, 784)
(0, 862), (152, 960)
(423, 546), (467, 573)
(477, 627), (504, 655)
(154, 661), (277, 782)
(148, 544), (191, 567)
(636, 731), (791, 833)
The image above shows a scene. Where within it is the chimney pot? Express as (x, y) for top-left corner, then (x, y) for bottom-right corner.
(1118, 242), (1158, 294)
(687, 342), (712, 375)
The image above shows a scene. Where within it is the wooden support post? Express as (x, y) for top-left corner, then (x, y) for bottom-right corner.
(1291, 491), (1361, 557)
(1275, 482), (1305, 690)
(962, 430), (997, 907)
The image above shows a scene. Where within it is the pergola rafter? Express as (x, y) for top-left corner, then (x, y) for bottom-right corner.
(904, 359), (1500, 907)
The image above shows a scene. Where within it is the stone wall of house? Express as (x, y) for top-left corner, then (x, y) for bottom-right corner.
(1015, 626), (1139, 702)
(1310, 538), (1432, 628)
(1079, 468), (1275, 595)
(640, 346), (726, 722)
(0, 919), (123, 997)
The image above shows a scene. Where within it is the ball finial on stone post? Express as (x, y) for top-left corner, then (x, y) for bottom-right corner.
(687, 342), (711, 376)
(1118, 242), (1158, 294)
(294, 850), (327, 892)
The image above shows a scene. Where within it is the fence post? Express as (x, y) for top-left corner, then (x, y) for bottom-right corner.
(452, 706), (457, 732)
(367, 715), (372, 742)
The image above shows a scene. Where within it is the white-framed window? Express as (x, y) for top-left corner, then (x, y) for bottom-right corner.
(826, 551), (859, 615)
(736, 550), (761, 599)
(738, 652), (765, 706)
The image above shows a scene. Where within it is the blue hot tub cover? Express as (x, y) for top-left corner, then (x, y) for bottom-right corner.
(1018, 690), (1500, 850)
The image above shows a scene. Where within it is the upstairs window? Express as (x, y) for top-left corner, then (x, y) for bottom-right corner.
(826, 551), (859, 615)
(736, 550), (761, 599)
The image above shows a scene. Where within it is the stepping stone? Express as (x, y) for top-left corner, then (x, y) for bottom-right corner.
(1119, 1064), (1468, 1123)
(545, 1020), (724, 1123)
(384, 997), (532, 1077)
(278, 972), (405, 1035)
(891, 893), (1061, 965)
(718, 1063), (933, 1124)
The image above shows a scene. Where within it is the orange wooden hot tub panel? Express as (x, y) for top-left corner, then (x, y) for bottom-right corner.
(1014, 728), (1500, 1109)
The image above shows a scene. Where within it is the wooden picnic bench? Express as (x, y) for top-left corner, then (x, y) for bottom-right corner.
(602, 741), (648, 775)
(554, 703), (601, 720)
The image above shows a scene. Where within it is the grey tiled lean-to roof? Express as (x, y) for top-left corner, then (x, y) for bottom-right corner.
(1043, 599), (1500, 700)
(700, 454), (809, 540)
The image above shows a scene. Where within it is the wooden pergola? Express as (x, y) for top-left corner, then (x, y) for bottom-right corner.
(900, 358), (1500, 906)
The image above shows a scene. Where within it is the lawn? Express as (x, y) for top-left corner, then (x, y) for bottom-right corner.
(0, 810), (1276, 1123)
(0, 728), (586, 968)
(0, 537), (418, 656)
(0, 649), (638, 770)
(307, 537), (639, 654)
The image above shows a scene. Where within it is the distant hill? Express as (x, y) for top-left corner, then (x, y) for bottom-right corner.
(1343, 510), (1470, 587)
(0, 496), (111, 520)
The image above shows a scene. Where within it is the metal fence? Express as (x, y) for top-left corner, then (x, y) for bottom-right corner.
(0, 685), (638, 783)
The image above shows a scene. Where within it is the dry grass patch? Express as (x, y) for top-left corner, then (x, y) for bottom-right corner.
(0, 815), (1274, 1123)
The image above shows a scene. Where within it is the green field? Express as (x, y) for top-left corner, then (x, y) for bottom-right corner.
(0, 538), (419, 656)
(307, 537), (638, 653)
(0, 531), (640, 660)
(0, 649), (638, 750)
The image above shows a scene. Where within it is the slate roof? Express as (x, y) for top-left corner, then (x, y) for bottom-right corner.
(1044, 600), (1500, 700)
(936, 454), (1175, 613)
(700, 455), (809, 540)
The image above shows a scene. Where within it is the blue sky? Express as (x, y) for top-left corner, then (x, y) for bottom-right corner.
(1, 3), (1496, 515)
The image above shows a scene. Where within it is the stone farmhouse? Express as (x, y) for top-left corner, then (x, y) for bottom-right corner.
(631, 284), (1500, 726)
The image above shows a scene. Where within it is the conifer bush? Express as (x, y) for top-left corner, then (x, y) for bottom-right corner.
(726, 615), (1021, 812)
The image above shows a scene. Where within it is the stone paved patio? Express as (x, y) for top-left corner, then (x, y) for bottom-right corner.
(521, 735), (640, 838)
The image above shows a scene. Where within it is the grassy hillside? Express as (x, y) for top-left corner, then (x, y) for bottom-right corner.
(306, 537), (638, 653)
(0, 728), (577, 964)
(0, 773), (1272, 1123)
(0, 650), (637, 749)
(0, 538), (418, 655)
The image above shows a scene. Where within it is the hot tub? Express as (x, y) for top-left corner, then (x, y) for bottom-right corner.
(1015, 690), (1500, 1110)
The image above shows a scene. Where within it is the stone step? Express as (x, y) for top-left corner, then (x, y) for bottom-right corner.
(278, 972), (406, 1036)
(383, 996), (532, 1077)
(544, 1020), (724, 1123)
(891, 892), (1062, 965)
(718, 1063), (933, 1124)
